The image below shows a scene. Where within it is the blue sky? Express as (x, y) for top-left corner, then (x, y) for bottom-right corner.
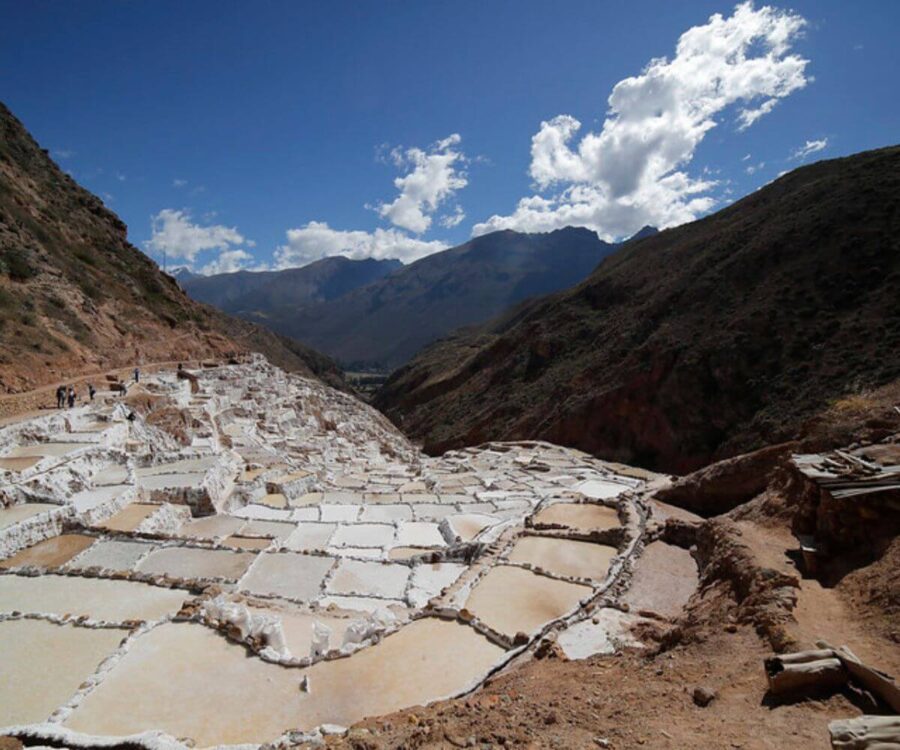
(1, 1), (898, 274)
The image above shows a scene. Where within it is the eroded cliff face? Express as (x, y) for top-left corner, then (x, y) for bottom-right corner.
(376, 145), (900, 474)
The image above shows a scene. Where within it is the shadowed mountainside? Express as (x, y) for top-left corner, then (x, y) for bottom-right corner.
(234, 227), (634, 370)
(180, 256), (402, 314)
(375, 145), (900, 473)
(0, 102), (346, 393)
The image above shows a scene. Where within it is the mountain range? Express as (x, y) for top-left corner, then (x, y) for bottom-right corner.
(182, 226), (649, 370)
(375, 145), (900, 473)
(179, 256), (402, 315)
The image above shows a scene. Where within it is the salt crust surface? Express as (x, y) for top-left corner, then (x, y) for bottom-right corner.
(0, 355), (676, 748)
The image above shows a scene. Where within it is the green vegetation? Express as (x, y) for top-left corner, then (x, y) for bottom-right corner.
(1, 247), (38, 281)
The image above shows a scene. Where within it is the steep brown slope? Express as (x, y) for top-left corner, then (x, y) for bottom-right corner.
(376, 145), (900, 473)
(0, 102), (345, 394)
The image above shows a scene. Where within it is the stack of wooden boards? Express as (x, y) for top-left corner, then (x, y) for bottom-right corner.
(764, 642), (900, 749)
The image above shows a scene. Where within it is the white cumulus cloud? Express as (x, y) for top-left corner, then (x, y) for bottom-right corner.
(790, 137), (828, 160)
(473, 2), (809, 240)
(376, 134), (468, 234)
(147, 209), (251, 271)
(440, 205), (466, 228)
(274, 221), (447, 269)
(199, 249), (259, 276)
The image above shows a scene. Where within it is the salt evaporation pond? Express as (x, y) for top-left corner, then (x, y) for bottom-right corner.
(0, 356), (700, 748)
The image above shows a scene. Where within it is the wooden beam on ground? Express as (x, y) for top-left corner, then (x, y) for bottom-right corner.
(829, 715), (900, 749)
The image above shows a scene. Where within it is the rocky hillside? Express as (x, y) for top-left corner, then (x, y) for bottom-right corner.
(0, 102), (345, 393)
(180, 256), (401, 314)
(375, 145), (900, 473)
(239, 226), (633, 370)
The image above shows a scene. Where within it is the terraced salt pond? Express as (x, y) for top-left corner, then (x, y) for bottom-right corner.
(532, 501), (621, 532)
(0, 574), (188, 620)
(0, 619), (128, 726)
(0, 356), (700, 748)
(0, 502), (58, 529)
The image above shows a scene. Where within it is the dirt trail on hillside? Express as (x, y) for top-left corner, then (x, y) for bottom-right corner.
(0, 358), (207, 423)
(736, 520), (900, 674)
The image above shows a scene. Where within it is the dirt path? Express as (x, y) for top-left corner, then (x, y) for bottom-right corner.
(0, 357), (213, 424)
(736, 520), (900, 673)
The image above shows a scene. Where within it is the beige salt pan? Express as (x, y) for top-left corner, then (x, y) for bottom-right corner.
(258, 493), (288, 509)
(0, 456), (42, 471)
(222, 535), (271, 551)
(0, 574), (187, 621)
(176, 515), (246, 540)
(0, 619), (127, 725)
(66, 619), (504, 744)
(0, 534), (95, 569)
(507, 536), (617, 581)
(298, 617), (505, 728)
(7, 442), (92, 457)
(465, 565), (591, 638)
(532, 503), (619, 532)
(99, 503), (159, 532)
(65, 622), (308, 746)
(137, 547), (255, 581)
(291, 491), (323, 507)
(388, 546), (438, 561)
(0, 502), (58, 530)
(445, 513), (495, 541)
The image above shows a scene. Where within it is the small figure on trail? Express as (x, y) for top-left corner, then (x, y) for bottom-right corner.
(88, 383), (96, 401)
(134, 367), (140, 383)
(67, 386), (76, 409)
(55, 385), (65, 409)
(177, 363), (183, 372)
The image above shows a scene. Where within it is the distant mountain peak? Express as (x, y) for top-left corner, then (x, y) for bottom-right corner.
(626, 225), (659, 242)
(179, 256), (403, 317)
(170, 266), (198, 283)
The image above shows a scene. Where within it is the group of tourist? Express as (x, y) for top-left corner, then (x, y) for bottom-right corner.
(54, 368), (141, 409)
(55, 383), (96, 409)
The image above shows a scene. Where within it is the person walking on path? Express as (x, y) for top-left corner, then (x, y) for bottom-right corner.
(88, 384), (96, 401)
(134, 367), (140, 383)
(67, 386), (76, 409)
(55, 385), (65, 409)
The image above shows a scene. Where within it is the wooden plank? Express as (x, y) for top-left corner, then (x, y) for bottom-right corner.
(817, 641), (900, 713)
(829, 715), (900, 749)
